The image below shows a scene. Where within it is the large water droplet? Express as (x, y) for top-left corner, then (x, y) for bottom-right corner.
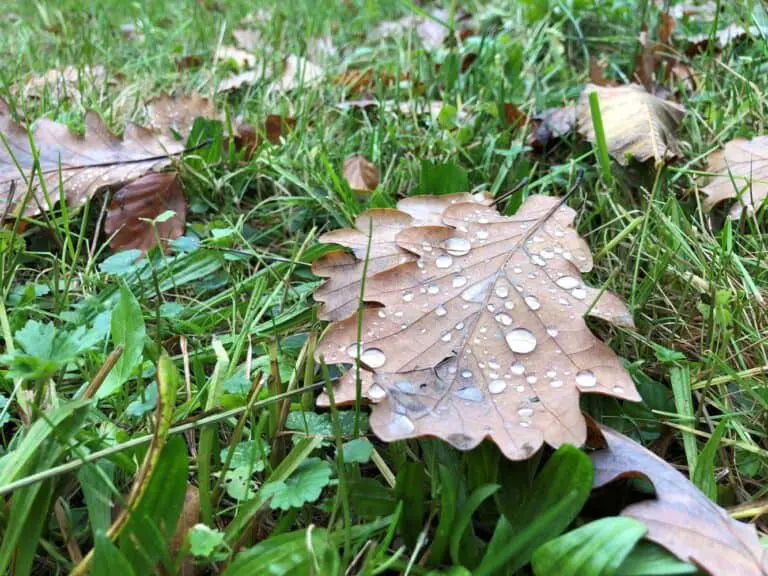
(360, 348), (387, 368)
(518, 407), (534, 418)
(531, 255), (546, 267)
(402, 291), (414, 302)
(476, 229), (489, 240)
(575, 370), (597, 387)
(549, 380), (563, 388)
(461, 369), (473, 379)
(524, 295), (541, 311)
(428, 284), (440, 295)
(455, 387), (483, 402)
(495, 285), (509, 298)
(441, 332), (452, 342)
(452, 275), (468, 288)
(388, 413), (415, 435)
(489, 380), (507, 394)
(443, 237), (472, 256)
(556, 276), (580, 290)
(367, 383), (387, 400)
(435, 254), (453, 268)
(455, 321), (465, 330)
(571, 288), (587, 300)
(436, 305), (448, 317)
(511, 361), (525, 375)
(505, 329), (537, 354)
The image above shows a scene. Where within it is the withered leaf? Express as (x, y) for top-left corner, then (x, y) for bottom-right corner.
(105, 172), (186, 253)
(146, 92), (216, 140)
(342, 155), (379, 194)
(577, 84), (685, 165)
(215, 45), (257, 69)
(702, 136), (768, 218)
(315, 194), (639, 460)
(370, 7), (472, 52)
(687, 23), (757, 56)
(592, 425), (768, 576)
(589, 57), (617, 87)
(16, 65), (114, 104)
(269, 55), (323, 93)
(233, 29), (261, 52)
(527, 106), (577, 148)
(0, 108), (185, 219)
(264, 114), (295, 144)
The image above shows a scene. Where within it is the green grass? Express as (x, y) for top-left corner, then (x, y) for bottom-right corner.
(1, 0), (767, 574)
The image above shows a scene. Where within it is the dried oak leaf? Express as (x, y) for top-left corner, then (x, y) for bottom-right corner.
(146, 92), (216, 140)
(591, 425), (768, 576)
(577, 84), (685, 165)
(343, 155), (379, 194)
(105, 172), (187, 253)
(314, 194), (639, 459)
(269, 55), (324, 93)
(16, 65), (114, 104)
(527, 106), (577, 148)
(0, 108), (184, 219)
(702, 136), (768, 218)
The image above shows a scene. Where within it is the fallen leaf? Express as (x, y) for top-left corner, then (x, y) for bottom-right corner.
(175, 55), (203, 71)
(591, 425), (768, 575)
(659, 12), (676, 45)
(527, 106), (577, 148)
(686, 23), (757, 55)
(0, 109), (185, 218)
(215, 45), (257, 69)
(702, 136), (768, 217)
(233, 29), (261, 52)
(657, 0), (718, 20)
(17, 65), (113, 104)
(269, 55), (324, 92)
(503, 103), (528, 128)
(146, 92), (216, 140)
(635, 30), (658, 92)
(371, 7), (471, 52)
(577, 84), (685, 165)
(342, 155), (379, 193)
(105, 172), (187, 253)
(217, 70), (261, 92)
(170, 485), (200, 576)
(333, 69), (404, 95)
(264, 114), (296, 144)
(589, 57), (617, 87)
(314, 194), (639, 459)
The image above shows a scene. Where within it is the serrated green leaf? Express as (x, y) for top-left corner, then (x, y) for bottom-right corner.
(340, 437), (373, 463)
(261, 457), (333, 510)
(188, 524), (225, 558)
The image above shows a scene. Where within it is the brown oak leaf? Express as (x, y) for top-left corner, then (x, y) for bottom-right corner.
(314, 194), (639, 459)
(105, 172), (187, 253)
(702, 136), (768, 217)
(342, 155), (379, 193)
(591, 425), (768, 576)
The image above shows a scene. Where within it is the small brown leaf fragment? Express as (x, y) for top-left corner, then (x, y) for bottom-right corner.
(527, 106), (577, 148)
(702, 136), (768, 218)
(635, 30), (658, 91)
(105, 172), (187, 254)
(659, 12), (676, 45)
(589, 57), (617, 87)
(264, 114), (296, 144)
(315, 194), (639, 460)
(503, 103), (527, 128)
(170, 485), (200, 576)
(343, 155), (379, 194)
(176, 55), (203, 71)
(577, 84), (685, 165)
(591, 425), (768, 576)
